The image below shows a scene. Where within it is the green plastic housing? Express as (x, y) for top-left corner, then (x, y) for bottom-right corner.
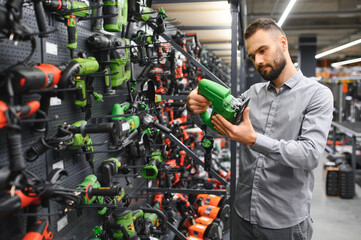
(113, 209), (144, 239)
(141, 151), (163, 179)
(103, 0), (128, 32)
(109, 39), (131, 87)
(198, 79), (238, 132)
(111, 103), (140, 132)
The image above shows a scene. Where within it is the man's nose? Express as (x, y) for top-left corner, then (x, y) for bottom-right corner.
(254, 54), (264, 66)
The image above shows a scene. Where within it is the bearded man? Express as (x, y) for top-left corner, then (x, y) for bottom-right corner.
(187, 18), (333, 240)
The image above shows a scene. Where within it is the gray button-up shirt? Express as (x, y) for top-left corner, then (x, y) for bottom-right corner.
(234, 70), (333, 229)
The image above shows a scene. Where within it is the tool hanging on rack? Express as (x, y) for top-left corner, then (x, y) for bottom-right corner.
(44, 0), (91, 58)
(87, 33), (131, 95)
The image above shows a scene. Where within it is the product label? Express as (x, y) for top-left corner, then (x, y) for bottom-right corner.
(50, 97), (62, 106)
(122, 122), (130, 132)
(46, 42), (58, 55)
(53, 160), (64, 170)
(57, 215), (68, 232)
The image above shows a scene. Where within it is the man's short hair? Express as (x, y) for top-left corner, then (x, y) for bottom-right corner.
(244, 18), (286, 40)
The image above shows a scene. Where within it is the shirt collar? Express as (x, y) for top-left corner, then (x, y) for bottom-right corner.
(267, 69), (303, 90)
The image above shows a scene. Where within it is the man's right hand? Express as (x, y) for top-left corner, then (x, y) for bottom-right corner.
(186, 87), (211, 113)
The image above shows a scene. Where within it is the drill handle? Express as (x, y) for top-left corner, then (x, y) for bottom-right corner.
(88, 185), (123, 198)
(103, 65), (114, 95)
(23, 219), (53, 240)
(91, 0), (103, 30)
(65, 15), (78, 50)
(82, 122), (115, 134)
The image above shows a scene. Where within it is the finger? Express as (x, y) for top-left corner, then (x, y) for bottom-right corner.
(213, 123), (227, 136)
(192, 94), (211, 104)
(192, 108), (208, 114)
(212, 117), (230, 136)
(243, 107), (250, 122)
(213, 114), (234, 132)
(188, 99), (210, 107)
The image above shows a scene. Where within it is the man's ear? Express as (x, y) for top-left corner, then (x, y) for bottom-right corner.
(279, 35), (288, 51)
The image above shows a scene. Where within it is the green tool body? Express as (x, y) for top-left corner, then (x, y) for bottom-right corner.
(198, 79), (250, 132)
(69, 120), (95, 170)
(112, 103), (140, 133)
(103, 0), (128, 32)
(113, 209), (144, 239)
(109, 38), (131, 87)
(44, 0), (90, 50)
(87, 34), (131, 95)
(76, 174), (107, 215)
(72, 57), (100, 108)
(141, 151), (163, 179)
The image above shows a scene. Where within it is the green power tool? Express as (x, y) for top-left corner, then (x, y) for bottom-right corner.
(69, 120), (95, 171)
(103, 0), (128, 32)
(76, 174), (107, 215)
(87, 34), (131, 95)
(141, 151), (163, 179)
(109, 39), (131, 88)
(72, 57), (101, 108)
(113, 209), (144, 239)
(112, 102), (141, 137)
(198, 79), (250, 132)
(44, 0), (90, 51)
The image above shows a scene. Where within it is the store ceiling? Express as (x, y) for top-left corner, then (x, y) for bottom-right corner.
(153, 0), (361, 66)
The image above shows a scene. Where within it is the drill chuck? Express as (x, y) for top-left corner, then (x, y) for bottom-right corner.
(44, 0), (67, 11)
(88, 33), (123, 49)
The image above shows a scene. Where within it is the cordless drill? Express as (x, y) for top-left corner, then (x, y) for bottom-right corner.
(197, 79), (250, 132)
(149, 67), (169, 94)
(44, 0), (90, 52)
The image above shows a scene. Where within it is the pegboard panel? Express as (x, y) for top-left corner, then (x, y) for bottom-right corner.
(0, 0), (233, 238)
(0, 6), (41, 71)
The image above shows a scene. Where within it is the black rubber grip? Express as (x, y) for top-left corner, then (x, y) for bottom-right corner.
(103, 3), (118, 25)
(7, 130), (26, 171)
(33, 0), (48, 37)
(67, 25), (77, 49)
(82, 122), (114, 134)
(91, 0), (103, 30)
(154, 121), (171, 134)
(103, 65), (113, 94)
(90, 185), (122, 197)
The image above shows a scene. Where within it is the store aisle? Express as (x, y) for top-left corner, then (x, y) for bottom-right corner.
(311, 152), (361, 240)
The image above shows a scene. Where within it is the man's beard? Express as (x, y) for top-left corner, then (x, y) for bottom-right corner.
(257, 49), (287, 81)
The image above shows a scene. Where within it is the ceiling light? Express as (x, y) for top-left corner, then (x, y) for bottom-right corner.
(277, 0), (297, 27)
(315, 39), (361, 59)
(331, 58), (361, 68)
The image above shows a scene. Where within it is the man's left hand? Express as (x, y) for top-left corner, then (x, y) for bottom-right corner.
(211, 107), (257, 146)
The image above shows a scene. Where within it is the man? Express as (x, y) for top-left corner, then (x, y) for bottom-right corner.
(187, 18), (333, 239)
